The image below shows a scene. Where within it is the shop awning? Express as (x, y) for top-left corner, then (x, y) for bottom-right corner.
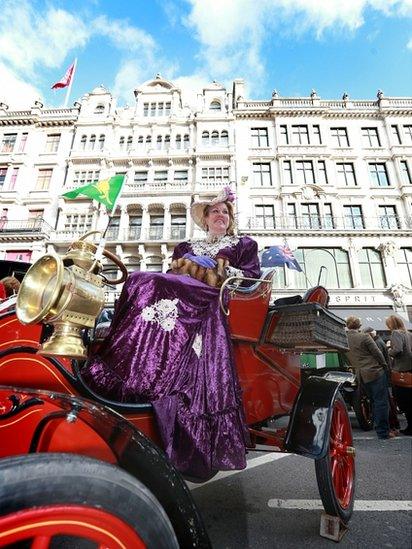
(329, 307), (412, 331)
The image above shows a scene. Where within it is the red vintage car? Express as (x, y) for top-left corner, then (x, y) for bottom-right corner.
(0, 239), (355, 548)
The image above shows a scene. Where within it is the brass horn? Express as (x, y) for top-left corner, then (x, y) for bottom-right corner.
(16, 232), (128, 359)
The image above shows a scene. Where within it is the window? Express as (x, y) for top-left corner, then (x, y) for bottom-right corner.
(336, 163), (357, 186)
(18, 133), (28, 152)
(403, 125), (412, 143)
(401, 161), (412, 185)
(125, 256), (141, 273)
(396, 248), (412, 287)
(157, 102), (164, 116)
(9, 167), (18, 190)
(127, 136), (133, 149)
(323, 203), (334, 229)
(0, 166), (7, 187)
(317, 161), (328, 185)
(210, 101), (221, 111)
(99, 135), (105, 150)
(294, 248), (352, 289)
(64, 213), (93, 233)
(253, 163), (272, 186)
(301, 203), (320, 229)
(106, 216), (120, 240)
(255, 205), (275, 229)
(129, 215), (142, 240)
(296, 161), (315, 186)
(330, 127), (349, 147)
(362, 127), (380, 147)
(211, 131), (219, 146)
(171, 215), (186, 239)
(80, 135), (87, 150)
(283, 160), (293, 185)
(344, 205), (364, 229)
(279, 125), (289, 145)
(36, 169), (52, 190)
(221, 130), (229, 146)
(201, 167), (229, 182)
(146, 257), (163, 272)
(292, 125), (309, 145)
(378, 205), (399, 229)
(183, 134), (189, 147)
(149, 215), (164, 239)
(45, 133), (60, 153)
(201, 131), (209, 146)
(313, 125), (322, 145)
(1, 133), (17, 153)
(287, 203), (297, 229)
(156, 136), (162, 150)
(176, 134), (182, 149)
(143, 103), (149, 117)
(137, 135), (144, 148)
(72, 170), (100, 186)
(165, 102), (171, 116)
(369, 163), (389, 187)
(150, 103), (156, 116)
(119, 136), (125, 150)
(251, 128), (269, 147)
(174, 170), (188, 183)
(154, 170), (167, 184)
(391, 125), (401, 145)
(164, 135), (170, 148)
(28, 209), (43, 229)
(89, 135), (96, 149)
(95, 104), (105, 114)
(358, 248), (386, 288)
(146, 135), (152, 146)
(134, 171), (148, 185)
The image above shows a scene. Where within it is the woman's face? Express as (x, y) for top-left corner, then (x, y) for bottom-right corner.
(205, 202), (230, 235)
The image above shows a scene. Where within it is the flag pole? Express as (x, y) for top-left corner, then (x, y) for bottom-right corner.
(63, 58), (77, 109)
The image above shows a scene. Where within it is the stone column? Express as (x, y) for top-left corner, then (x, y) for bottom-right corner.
(119, 204), (129, 241)
(343, 238), (362, 288)
(163, 205), (171, 240)
(141, 206), (149, 240)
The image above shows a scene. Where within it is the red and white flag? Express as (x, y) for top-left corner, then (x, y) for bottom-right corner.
(51, 61), (75, 90)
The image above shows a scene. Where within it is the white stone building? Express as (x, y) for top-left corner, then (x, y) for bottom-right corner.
(0, 76), (411, 327)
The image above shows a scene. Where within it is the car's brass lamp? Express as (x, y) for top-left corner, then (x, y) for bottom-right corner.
(16, 232), (128, 359)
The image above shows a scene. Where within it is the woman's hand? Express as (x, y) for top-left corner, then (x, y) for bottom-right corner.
(183, 253), (216, 269)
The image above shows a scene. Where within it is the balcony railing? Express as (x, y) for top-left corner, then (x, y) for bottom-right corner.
(0, 218), (54, 235)
(244, 216), (412, 232)
(52, 226), (187, 243)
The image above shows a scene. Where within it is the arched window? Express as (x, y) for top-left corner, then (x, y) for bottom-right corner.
(164, 135), (170, 148)
(80, 135), (87, 150)
(202, 131), (209, 146)
(156, 135), (162, 150)
(358, 248), (386, 288)
(294, 248), (353, 289)
(89, 134), (96, 149)
(184, 134), (189, 147)
(98, 135), (105, 150)
(137, 135), (144, 149)
(94, 104), (105, 114)
(119, 136), (125, 150)
(211, 130), (219, 146)
(176, 134), (182, 149)
(127, 135), (133, 148)
(210, 100), (221, 111)
(221, 130), (229, 146)
(146, 135), (152, 146)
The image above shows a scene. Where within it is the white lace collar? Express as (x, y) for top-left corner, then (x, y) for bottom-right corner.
(189, 234), (240, 258)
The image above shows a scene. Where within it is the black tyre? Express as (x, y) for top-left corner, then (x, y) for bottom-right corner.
(352, 383), (373, 431)
(315, 394), (355, 524)
(0, 453), (178, 548)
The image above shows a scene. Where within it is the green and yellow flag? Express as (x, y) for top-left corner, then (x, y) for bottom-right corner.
(62, 174), (125, 210)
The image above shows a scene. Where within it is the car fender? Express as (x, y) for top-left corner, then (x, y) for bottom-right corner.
(0, 385), (210, 548)
(284, 376), (343, 460)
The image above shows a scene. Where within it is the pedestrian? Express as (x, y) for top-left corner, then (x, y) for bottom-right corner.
(345, 316), (394, 440)
(363, 327), (400, 431)
(0, 276), (20, 297)
(385, 315), (412, 436)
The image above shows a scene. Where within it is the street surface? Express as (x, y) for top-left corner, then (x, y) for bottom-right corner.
(190, 414), (412, 548)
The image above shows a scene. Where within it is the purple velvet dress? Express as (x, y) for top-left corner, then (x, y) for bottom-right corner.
(83, 235), (260, 479)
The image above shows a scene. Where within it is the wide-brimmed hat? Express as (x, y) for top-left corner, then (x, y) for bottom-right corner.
(190, 186), (235, 230)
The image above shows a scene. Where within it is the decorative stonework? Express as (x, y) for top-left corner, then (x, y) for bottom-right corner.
(378, 241), (398, 266)
(389, 284), (408, 307)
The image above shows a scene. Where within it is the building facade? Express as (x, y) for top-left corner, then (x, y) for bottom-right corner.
(1, 76), (411, 326)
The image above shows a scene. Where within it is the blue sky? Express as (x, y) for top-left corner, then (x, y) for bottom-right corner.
(0, 0), (411, 109)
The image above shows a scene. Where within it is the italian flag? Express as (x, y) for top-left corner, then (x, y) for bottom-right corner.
(62, 175), (125, 211)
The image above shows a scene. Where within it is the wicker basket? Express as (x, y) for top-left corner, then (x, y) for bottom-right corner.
(266, 302), (349, 352)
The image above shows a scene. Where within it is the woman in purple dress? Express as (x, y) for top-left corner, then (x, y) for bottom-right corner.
(83, 187), (260, 478)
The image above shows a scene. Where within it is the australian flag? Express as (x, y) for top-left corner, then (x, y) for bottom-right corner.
(261, 245), (303, 272)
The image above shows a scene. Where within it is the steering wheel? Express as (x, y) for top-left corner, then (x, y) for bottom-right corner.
(76, 231), (128, 285)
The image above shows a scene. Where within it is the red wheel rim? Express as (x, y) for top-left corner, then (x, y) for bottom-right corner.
(0, 505), (146, 548)
(329, 399), (354, 509)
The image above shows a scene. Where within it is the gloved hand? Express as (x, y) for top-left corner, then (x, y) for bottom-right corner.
(183, 253), (216, 269)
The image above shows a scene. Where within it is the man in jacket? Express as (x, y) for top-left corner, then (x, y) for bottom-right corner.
(345, 316), (394, 439)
